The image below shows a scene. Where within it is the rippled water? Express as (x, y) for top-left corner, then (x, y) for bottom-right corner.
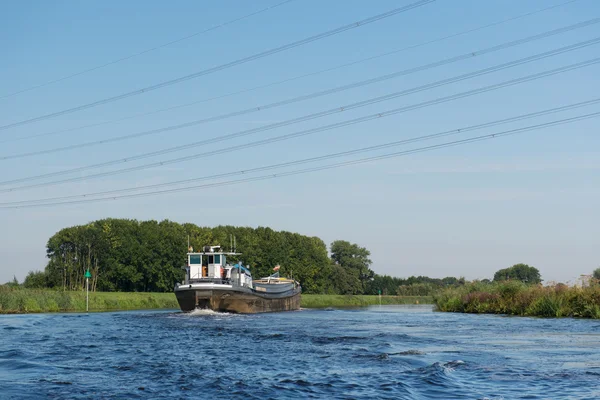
(1, 305), (599, 399)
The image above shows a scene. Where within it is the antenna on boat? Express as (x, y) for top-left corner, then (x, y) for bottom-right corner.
(234, 235), (237, 253)
(230, 234), (233, 252)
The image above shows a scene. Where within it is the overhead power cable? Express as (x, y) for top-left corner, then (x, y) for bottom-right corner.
(4, 98), (598, 206)
(3, 18), (598, 160)
(0, 0), (584, 145)
(3, 110), (598, 209)
(0, 0), (296, 100)
(1, 55), (598, 193)
(0, 0), (434, 132)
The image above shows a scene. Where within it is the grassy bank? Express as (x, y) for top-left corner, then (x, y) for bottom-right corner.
(434, 281), (600, 319)
(0, 286), (431, 313)
(0, 287), (178, 313)
(300, 294), (431, 308)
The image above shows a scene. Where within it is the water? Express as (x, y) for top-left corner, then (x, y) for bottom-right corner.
(1, 305), (599, 399)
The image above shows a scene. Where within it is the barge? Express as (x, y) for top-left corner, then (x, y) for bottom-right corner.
(174, 245), (301, 313)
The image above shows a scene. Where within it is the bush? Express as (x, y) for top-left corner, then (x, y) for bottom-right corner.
(434, 282), (600, 319)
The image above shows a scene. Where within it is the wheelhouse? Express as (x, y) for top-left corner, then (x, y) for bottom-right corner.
(183, 245), (252, 287)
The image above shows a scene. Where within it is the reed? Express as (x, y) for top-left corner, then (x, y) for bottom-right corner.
(300, 294), (431, 308)
(0, 286), (431, 313)
(0, 286), (178, 314)
(433, 281), (600, 319)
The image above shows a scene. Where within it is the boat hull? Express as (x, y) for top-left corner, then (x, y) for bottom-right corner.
(174, 285), (301, 313)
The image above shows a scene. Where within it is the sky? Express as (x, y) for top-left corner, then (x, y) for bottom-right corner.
(0, 0), (598, 285)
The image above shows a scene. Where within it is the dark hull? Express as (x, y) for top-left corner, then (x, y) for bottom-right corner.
(175, 287), (301, 313)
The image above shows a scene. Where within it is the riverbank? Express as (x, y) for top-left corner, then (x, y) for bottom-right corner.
(434, 281), (600, 319)
(0, 287), (431, 313)
(301, 294), (430, 308)
(0, 288), (178, 313)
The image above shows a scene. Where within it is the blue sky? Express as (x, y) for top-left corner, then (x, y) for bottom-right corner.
(0, 0), (598, 284)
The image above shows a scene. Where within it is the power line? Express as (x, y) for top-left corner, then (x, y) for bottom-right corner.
(0, 0), (296, 100)
(0, 37), (597, 181)
(4, 110), (597, 209)
(0, 0), (434, 132)
(3, 18), (598, 160)
(5, 98), (597, 206)
(1, 55), (598, 192)
(0, 0), (583, 145)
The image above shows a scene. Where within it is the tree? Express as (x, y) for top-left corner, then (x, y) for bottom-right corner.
(6, 275), (20, 288)
(39, 219), (332, 293)
(330, 240), (373, 293)
(329, 264), (362, 294)
(23, 271), (47, 288)
(365, 274), (407, 295)
(593, 268), (600, 282)
(493, 263), (541, 284)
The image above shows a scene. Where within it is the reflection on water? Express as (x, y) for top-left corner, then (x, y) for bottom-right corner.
(1, 305), (599, 399)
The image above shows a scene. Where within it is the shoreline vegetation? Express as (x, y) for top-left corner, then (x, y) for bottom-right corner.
(0, 288), (178, 314)
(24, 219), (466, 298)
(434, 281), (600, 319)
(2, 285), (599, 319)
(300, 294), (431, 309)
(0, 288), (430, 314)
(6, 219), (599, 319)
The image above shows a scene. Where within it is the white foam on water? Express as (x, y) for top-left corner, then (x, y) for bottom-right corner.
(189, 308), (221, 316)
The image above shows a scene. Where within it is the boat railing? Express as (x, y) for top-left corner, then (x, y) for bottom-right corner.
(189, 278), (231, 285)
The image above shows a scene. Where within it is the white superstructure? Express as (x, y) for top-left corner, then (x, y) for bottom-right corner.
(182, 245), (253, 288)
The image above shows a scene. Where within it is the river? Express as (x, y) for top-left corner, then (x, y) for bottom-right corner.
(1, 305), (599, 399)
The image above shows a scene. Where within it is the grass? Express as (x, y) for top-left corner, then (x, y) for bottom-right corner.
(0, 286), (431, 314)
(0, 286), (178, 314)
(300, 294), (431, 308)
(433, 281), (600, 319)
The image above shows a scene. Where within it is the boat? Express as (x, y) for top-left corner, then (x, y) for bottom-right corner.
(174, 245), (301, 313)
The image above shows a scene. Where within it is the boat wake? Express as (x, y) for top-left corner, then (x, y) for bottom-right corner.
(189, 308), (222, 316)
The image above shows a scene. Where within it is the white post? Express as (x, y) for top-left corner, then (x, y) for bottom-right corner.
(86, 277), (89, 312)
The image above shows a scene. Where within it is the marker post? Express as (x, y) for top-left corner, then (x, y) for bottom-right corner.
(84, 269), (92, 312)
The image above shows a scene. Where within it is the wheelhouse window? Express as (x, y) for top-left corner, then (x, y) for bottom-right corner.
(189, 255), (201, 265)
(214, 255), (221, 264)
(208, 255), (214, 264)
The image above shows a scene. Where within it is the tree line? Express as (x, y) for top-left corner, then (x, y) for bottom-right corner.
(20, 219), (464, 294)
(24, 219), (331, 293)
(18, 218), (579, 294)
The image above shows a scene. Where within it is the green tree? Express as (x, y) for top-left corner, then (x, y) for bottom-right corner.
(6, 275), (20, 288)
(493, 263), (541, 284)
(23, 271), (47, 288)
(40, 219), (331, 293)
(38, 219), (490, 295)
(329, 264), (362, 294)
(365, 274), (407, 295)
(593, 268), (600, 282)
(330, 240), (373, 294)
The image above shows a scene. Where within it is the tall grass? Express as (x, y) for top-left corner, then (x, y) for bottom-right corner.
(433, 281), (600, 319)
(300, 294), (431, 308)
(0, 286), (430, 313)
(0, 286), (178, 313)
